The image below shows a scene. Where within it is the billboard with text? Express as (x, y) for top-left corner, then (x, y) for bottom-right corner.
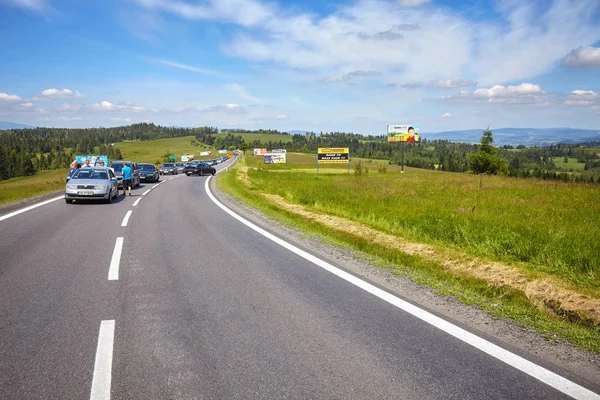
(387, 124), (420, 142)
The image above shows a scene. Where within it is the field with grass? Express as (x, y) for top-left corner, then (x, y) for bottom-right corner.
(217, 153), (600, 351)
(0, 169), (68, 204)
(215, 133), (293, 144)
(552, 157), (586, 171)
(116, 136), (212, 164)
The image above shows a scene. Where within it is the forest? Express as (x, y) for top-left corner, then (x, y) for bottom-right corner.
(1, 123), (599, 184)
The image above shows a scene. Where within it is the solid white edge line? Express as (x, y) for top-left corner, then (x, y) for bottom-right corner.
(121, 210), (132, 227)
(0, 195), (63, 222)
(132, 198), (142, 207)
(108, 237), (123, 281)
(90, 320), (115, 400)
(142, 189), (151, 196)
(203, 176), (599, 400)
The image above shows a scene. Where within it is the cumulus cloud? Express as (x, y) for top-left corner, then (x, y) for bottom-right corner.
(86, 101), (144, 112)
(562, 47), (600, 68)
(565, 90), (598, 106)
(440, 83), (548, 105)
(0, 92), (22, 102)
(441, 112), (451, 118)
(42, 88), (84, 99)
(110, 117), (132, 122)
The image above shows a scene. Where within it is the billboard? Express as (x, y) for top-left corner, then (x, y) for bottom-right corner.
(200, 151), (212, 156)
(76, 155), (109, 166)
(387, 124), (420, 142)
(254, 148), (267, 156)
(181, 154), (195, 162)
(218, 149), (228, 154)
(264, 153), (286, 164)
(317, 148), (349, 163)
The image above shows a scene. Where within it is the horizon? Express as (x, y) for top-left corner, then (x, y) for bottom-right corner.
(1, 0), (600, 135)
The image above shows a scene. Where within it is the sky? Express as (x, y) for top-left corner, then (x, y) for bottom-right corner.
(1, 0), (600, 135)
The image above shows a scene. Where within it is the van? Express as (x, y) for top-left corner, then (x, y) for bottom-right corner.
(108, 160), (141, 189)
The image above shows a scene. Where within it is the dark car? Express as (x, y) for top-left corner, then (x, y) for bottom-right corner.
(159, 163), (178, 175)
(138, 163), (160, 183)
(183, 161), (216, 176)
(109, 160), (141, 189)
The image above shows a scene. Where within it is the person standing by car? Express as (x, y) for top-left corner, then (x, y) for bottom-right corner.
(122, 162), (133, 196)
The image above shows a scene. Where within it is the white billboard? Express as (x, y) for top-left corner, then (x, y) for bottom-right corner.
(387, 124), (420, 142)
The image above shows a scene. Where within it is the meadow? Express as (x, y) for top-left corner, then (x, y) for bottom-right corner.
(116, 135), (214, 164)
(218, 153), (600, 351)
(0, 169), (68, 204)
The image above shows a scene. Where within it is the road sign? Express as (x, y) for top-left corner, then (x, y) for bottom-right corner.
(169, 155), (176, 161)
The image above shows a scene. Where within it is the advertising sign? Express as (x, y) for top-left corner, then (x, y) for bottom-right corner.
(76, 155), (109, 166)
(181, 154), (195, 162)
(200, 151), (212, 156)
(271, 149), (287, 154)
(254, 148), (267, 156)
(387, 124), (420, 142)
(263, 153), (287, 164)
(317, 148), (350, 163)
(218, 149), (228, 154)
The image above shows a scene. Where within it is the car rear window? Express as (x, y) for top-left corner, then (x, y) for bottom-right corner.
(73, 169), (108, 179)
(163, 163), (175, 167)
(139, 165), (155, 170)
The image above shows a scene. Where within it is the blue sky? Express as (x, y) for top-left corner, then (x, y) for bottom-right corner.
(1, 0), (600, 134)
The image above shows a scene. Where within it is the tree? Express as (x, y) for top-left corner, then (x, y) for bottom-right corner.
(468, 129), (508, 175)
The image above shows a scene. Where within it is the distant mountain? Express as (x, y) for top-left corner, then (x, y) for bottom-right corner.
(422, 128), (600, 147)
(0, 121), (37, 130)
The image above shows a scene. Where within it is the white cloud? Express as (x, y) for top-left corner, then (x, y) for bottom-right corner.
(88, 101), (117, 111)
(592, 105), (600, 111)
(58, 116), (82, 121)
(441, 112), (451, 118)
(42, 88), (84, 99)
(275, 114), (287, 119)
(231, 83), (261, 102)
(2, 0), (47, 12)
(440, 83), (548, 105)
(110, 117), (132, 122)
(0, 92), (22, 102)
(565, 90), (598, 106)
(157, 59), (227, 77)
(18, 102), (34, 108)
(321, 70), (383, 84)
(57, 103), (83, 111)
(431, 79), (477, 89)
(562, 46), (600, 68)
(397, 0), (431, 6)
(133, 0), (274, 27)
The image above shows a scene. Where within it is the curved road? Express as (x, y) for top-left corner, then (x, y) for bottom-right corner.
(1, 158), (598, 399)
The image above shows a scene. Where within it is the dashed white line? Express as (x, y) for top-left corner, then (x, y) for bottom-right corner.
(152, 183), (160, 188)
(142, 189), (151, 196)
(90, 320), (115, 400)
(120, 210), (132, 227)
(108, 237), (123, 281)
(132, 198), (142, 207)
(0, 196), (63, 222)
(203, 176), (600, 400)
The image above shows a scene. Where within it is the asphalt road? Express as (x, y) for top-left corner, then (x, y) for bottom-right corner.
(1, 157), (598, 399)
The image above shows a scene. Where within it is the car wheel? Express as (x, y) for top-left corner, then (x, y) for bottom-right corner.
(65, 198), (72, 204)
(105, 192), (112, 204)
(199, 170), (204, 176)
(212, 171), (215, 176)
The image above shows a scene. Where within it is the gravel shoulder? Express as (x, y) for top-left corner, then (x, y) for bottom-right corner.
(210, 179), (600, 393)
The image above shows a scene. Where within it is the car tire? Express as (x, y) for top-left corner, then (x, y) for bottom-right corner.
(65, 198), (72, 204)
(105, 192), (112, 204)
(199, 170), (204, 176)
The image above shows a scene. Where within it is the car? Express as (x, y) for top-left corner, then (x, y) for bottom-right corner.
(65, 167), (119, 204)
(109, 160), (141, 189)
(183, 161), (216, 176)
(175, 162), (186, 173)
(138, 163), (160, 183)
(159, 163), (178, 175)
(207, 159), (217, 166)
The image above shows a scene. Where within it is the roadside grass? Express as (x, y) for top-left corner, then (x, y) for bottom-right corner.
(216, 154), (600, 352)
(0, 169), (67, 204)
(114, 136), (211, 164)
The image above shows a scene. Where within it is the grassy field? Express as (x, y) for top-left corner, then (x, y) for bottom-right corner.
(217, 153), (600, 351)
(552, 157), (586, 171)
(115, 136), (213, 164)
(215, 133), (293, 144)
(0, 169), (68, 204)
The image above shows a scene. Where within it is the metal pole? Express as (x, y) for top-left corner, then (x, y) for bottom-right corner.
(401, 141), (405, 173)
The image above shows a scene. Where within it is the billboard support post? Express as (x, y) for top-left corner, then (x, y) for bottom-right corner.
(401, 141), (405, 173)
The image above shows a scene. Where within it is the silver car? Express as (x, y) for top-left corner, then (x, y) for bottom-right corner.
(65, 167), (119, 204)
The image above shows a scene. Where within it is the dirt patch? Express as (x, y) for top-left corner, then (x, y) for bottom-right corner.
(260, 192), (600, 325)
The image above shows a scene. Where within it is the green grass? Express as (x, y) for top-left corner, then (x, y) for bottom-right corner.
(115, 136), (212, 164)
(0, 169), (68, 204)
(552, 157), (586, 171)
(216, 155), (600, 351)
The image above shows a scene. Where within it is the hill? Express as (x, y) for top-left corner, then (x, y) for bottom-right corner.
(0, 121), (37, 130)
(423, 127), (600, 147)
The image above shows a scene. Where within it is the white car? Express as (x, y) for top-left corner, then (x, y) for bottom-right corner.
(65, 167), (119, 204)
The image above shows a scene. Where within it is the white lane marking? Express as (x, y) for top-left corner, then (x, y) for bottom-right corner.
(121, 210), (132, 227)
(108, 237), (123, 281)
(152, 183), (160, 188)
(90, 320), (115, 400)
(0, 195), (63, 222)
(132, 198), (142, 207)
(142, 189), (151, 196)
(203, 177), (599, 400)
